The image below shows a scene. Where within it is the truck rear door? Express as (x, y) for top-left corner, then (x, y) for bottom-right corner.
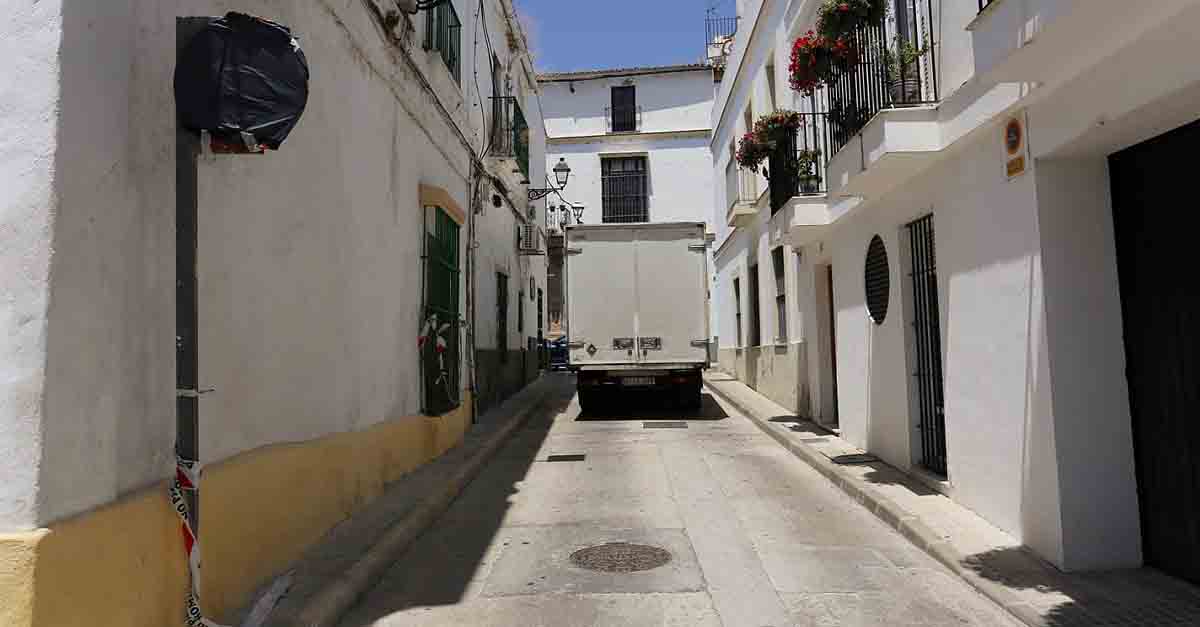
(567, 227), (637, 365)
(634, 224), (709, 366)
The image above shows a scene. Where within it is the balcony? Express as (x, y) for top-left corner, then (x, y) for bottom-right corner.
(604, 105), (642, 134)
(822, 0), (940, 160)
(490, 96), (530, 181)
(968, 0), (1186, 86)
(765, 113), (832, 214)
(814, 0), (942, 200)
(706, 15), (739, 70)
(725, 160), (759, 228)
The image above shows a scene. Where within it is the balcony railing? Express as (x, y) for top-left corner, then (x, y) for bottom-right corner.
(706, 15), (739, 46)
(822, 0), (939, 158)
(765, 113), (832, 213)
(726, 160), (759, 211)
(490, 96), (530, 180)
(604, 105), (642, 133)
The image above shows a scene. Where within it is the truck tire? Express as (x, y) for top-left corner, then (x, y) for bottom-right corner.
(578, 388), (600, 414)
(684, 386), (702, 410)
(676, 382), (702, 410)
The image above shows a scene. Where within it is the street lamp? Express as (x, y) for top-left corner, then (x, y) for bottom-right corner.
(572, 204), (584, 224)
(528, 158), (572, 201)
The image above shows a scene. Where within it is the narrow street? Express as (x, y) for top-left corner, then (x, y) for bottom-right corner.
(338, 374), (1018, 627)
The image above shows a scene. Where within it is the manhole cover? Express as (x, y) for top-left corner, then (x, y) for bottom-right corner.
(569, 542), (672, 573)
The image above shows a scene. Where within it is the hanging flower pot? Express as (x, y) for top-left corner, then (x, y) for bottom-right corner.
(736, 132), (771, 172)
(788, 31), (834, 95)
(753, 110), (803, 144)
(816, 0), (887, 41)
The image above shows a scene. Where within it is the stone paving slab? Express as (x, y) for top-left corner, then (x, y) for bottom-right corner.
(704, 370), (1200, 627)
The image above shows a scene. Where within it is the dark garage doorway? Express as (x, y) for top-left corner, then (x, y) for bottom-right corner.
(1110, 118), (1200, 585)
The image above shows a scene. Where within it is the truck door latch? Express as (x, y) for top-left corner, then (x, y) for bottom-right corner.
(690, 339), (710, 347)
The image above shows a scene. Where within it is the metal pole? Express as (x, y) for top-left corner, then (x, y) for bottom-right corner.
(176, 15), (206, 537)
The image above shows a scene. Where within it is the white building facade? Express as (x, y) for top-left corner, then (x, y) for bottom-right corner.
(0, 0), (545, 623)
(712, 0), (1200, 584)
(539, 65), (716, 226)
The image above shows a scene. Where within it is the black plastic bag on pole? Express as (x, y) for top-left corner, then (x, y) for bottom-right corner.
(175, 12), (309, 151)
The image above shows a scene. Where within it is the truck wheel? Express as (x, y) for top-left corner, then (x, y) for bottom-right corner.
(685, 387), (703, 410)
(578, 389), (599, 414)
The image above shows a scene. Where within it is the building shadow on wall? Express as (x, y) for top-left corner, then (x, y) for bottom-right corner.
(960, 546), (1200, 626)
(338, 376), (577, 625)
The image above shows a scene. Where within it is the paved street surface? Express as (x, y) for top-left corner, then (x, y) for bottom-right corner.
(339, 374), (1019, 627)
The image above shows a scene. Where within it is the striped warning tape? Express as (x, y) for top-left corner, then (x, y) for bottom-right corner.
(170, 456), (230, 627)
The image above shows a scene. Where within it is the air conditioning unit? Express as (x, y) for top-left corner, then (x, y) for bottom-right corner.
(518, 224), (544, 255)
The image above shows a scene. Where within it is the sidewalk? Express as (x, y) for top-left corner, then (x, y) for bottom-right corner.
(704, 371), (1200, 627)
(232, 374), (572, 627)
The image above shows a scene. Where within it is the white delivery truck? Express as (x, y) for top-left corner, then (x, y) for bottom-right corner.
(564, 222), (711, 411)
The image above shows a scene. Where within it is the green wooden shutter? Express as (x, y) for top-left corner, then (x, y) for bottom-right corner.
(421, 206), (461, 415)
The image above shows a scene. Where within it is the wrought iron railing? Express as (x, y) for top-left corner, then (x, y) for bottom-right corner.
(822, 0), (939, 158)
(766, 113), (833, 213)
(605, 105), (642, 133)
(490, 96), (529, 180)
(601, 171), (649, 223)
(706, 15), (739, 46)
(423, 0), (461, 83)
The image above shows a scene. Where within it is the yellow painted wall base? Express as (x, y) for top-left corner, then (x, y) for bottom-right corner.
(0, 397), (471, 627)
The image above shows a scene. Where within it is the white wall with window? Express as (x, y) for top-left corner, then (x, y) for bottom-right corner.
(539, 65), (716, 228)
(711, 0), (1200, 581)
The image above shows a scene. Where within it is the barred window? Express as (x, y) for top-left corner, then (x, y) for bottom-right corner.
(601, 156), (648, 223)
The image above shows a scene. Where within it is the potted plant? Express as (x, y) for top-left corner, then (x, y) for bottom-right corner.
(883, 37), (929, 104)
(796, 148), (823, 193)
(788, 31), (834, 95)
(828, 99), (870, 139)
(816, 0), (887, 41)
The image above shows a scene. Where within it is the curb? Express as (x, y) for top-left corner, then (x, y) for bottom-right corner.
(703, 378), (1042, 626)
(275, 381), (555, 627)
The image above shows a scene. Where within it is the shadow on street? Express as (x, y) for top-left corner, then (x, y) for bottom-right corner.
(340, 375), (577, 624)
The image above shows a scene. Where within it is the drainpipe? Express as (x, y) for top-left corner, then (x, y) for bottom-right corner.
(467, 160), (481, 424)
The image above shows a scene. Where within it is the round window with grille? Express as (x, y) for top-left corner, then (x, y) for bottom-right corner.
(864, 235), (890, 325)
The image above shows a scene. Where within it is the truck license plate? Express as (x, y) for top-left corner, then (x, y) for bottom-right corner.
(622, 376), (655, 387)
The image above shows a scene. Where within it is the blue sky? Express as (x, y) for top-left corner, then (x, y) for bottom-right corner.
(514, 0), (734, 73)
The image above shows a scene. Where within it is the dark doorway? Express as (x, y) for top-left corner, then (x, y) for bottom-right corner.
(748, 264), (762, 347)
(906, 216), (946, 476)
(825, 264), (839, 424)
(1110, 119), (1200, 585)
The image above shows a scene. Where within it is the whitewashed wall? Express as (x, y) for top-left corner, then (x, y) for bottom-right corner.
(541, 69), (715, 229)
(0, 0), (543, 530)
